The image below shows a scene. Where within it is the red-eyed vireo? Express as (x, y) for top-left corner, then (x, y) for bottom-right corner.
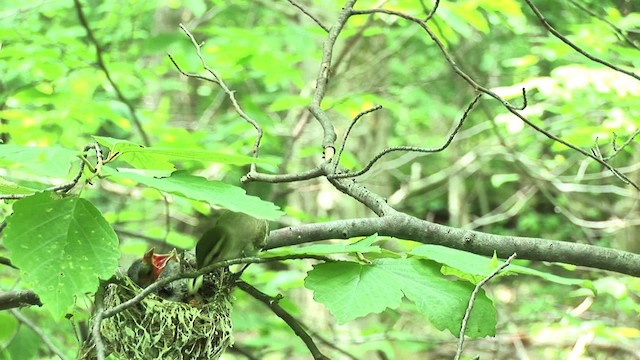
(190, 210), (269, 294)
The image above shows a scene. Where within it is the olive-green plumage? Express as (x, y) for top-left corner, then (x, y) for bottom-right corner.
(195, 210), (269, 269)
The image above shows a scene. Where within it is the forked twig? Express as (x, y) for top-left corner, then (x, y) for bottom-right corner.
(454, 253), (517, 360)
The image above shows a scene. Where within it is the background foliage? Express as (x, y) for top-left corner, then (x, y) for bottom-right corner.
(1, 0), (639, 359)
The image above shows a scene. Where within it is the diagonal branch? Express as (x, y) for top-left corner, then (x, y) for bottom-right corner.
(349, 7), (639, 190)
(524, 0), (639, 81)
(330, 94), (481, 179)
(309, 0), (357, 161)
(168, 24), (265, 174)
(237, 280), (330, 360)
(73, 0), (150, 146)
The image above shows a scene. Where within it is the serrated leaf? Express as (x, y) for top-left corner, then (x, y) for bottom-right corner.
(94, 136), (273, 170)
(3, 192), (119, 318)
(103, 167), (283, 221)
(391, 259), (496, 338)
(305, 258), (496, 337)
(262, 234), (380, 257)
(304, 261), (404, 322)
(411, 245), (595, 293)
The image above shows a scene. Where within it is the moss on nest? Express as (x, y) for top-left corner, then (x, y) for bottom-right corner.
(99, 269), (233, 360)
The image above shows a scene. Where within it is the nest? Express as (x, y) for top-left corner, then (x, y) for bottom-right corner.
(95, 267), (234, 360)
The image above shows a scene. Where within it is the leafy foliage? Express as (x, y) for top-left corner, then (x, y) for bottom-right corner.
(103, 168), (283, 221)
(3, 192), (119, 317)
(0, 0), (639, 358)
(305, 258), (496, 338)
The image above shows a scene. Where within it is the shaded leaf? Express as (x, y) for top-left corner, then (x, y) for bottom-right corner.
(103, 167), (283, 221)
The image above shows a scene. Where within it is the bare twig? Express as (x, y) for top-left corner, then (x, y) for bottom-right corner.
(241, 165), (325, 184)
(567, 0), (639, 50)
(168, 25), (265, 174)
(419, 0), (440, 22)
(604, 128), (640, 161)
(237, 281), (330, 360)
(330, 94), (481, 179)
(0, 143), (102, 199)
(523, 0), (640, 82)
(72, 0), (150, 146)
(349, 7), (640, 190)
(10, 309), (68, 360)
(334, 105), (383, 172)
(287, 0), (330, 33)
(91, 283), (107, 360)
(454, 253), (517, 360)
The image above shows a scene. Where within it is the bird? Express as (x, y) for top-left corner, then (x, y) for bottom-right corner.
(190, 210), (269, 294)
(127, 248), (178, 288)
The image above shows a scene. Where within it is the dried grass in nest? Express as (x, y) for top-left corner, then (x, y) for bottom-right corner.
(99, 268), (234, 360)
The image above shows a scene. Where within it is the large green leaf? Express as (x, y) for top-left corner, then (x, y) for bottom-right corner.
(0, 144), (79, 177)
(94, 136), (273, 170)
(103, 167), (284, 221)
(304, 258), (496, 338)
(3, 192), (119, 318)
(411, 245), (596, 293)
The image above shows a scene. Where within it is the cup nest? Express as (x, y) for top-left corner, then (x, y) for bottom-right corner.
(96, 266), (234, 360)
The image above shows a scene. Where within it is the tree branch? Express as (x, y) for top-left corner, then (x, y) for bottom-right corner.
(266, 215), (640, 277)
(0, 291), (43, 310)
(73, 0), (150, 146)
(349, 7), (640, 190)
(237, 280), (330, 360)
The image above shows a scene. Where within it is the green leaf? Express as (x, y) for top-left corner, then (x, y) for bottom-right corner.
(305, 258), (496, 337)
(0, 177), (38, 195)
(411, 245), (595, 293)
(4, 326), (40, 360)
(0, 312), (19, 346)
(94, 136), (273, 170)
(103, 167), (284, 221)
(0, 144), (79, 177)
(305, 261), (403, 323)
(3, 192), (120, 318)
(411, 245), (497, 281)
(262, 234), (381, 257)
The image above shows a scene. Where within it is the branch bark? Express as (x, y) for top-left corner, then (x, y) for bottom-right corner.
(0, 290), (43, 310)
(266, 215), (640, 277)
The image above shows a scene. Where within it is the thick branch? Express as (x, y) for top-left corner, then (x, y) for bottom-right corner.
(266, 215), (640, 277)
(0, 290), (43, 310)
(308, 0), (357, 158)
